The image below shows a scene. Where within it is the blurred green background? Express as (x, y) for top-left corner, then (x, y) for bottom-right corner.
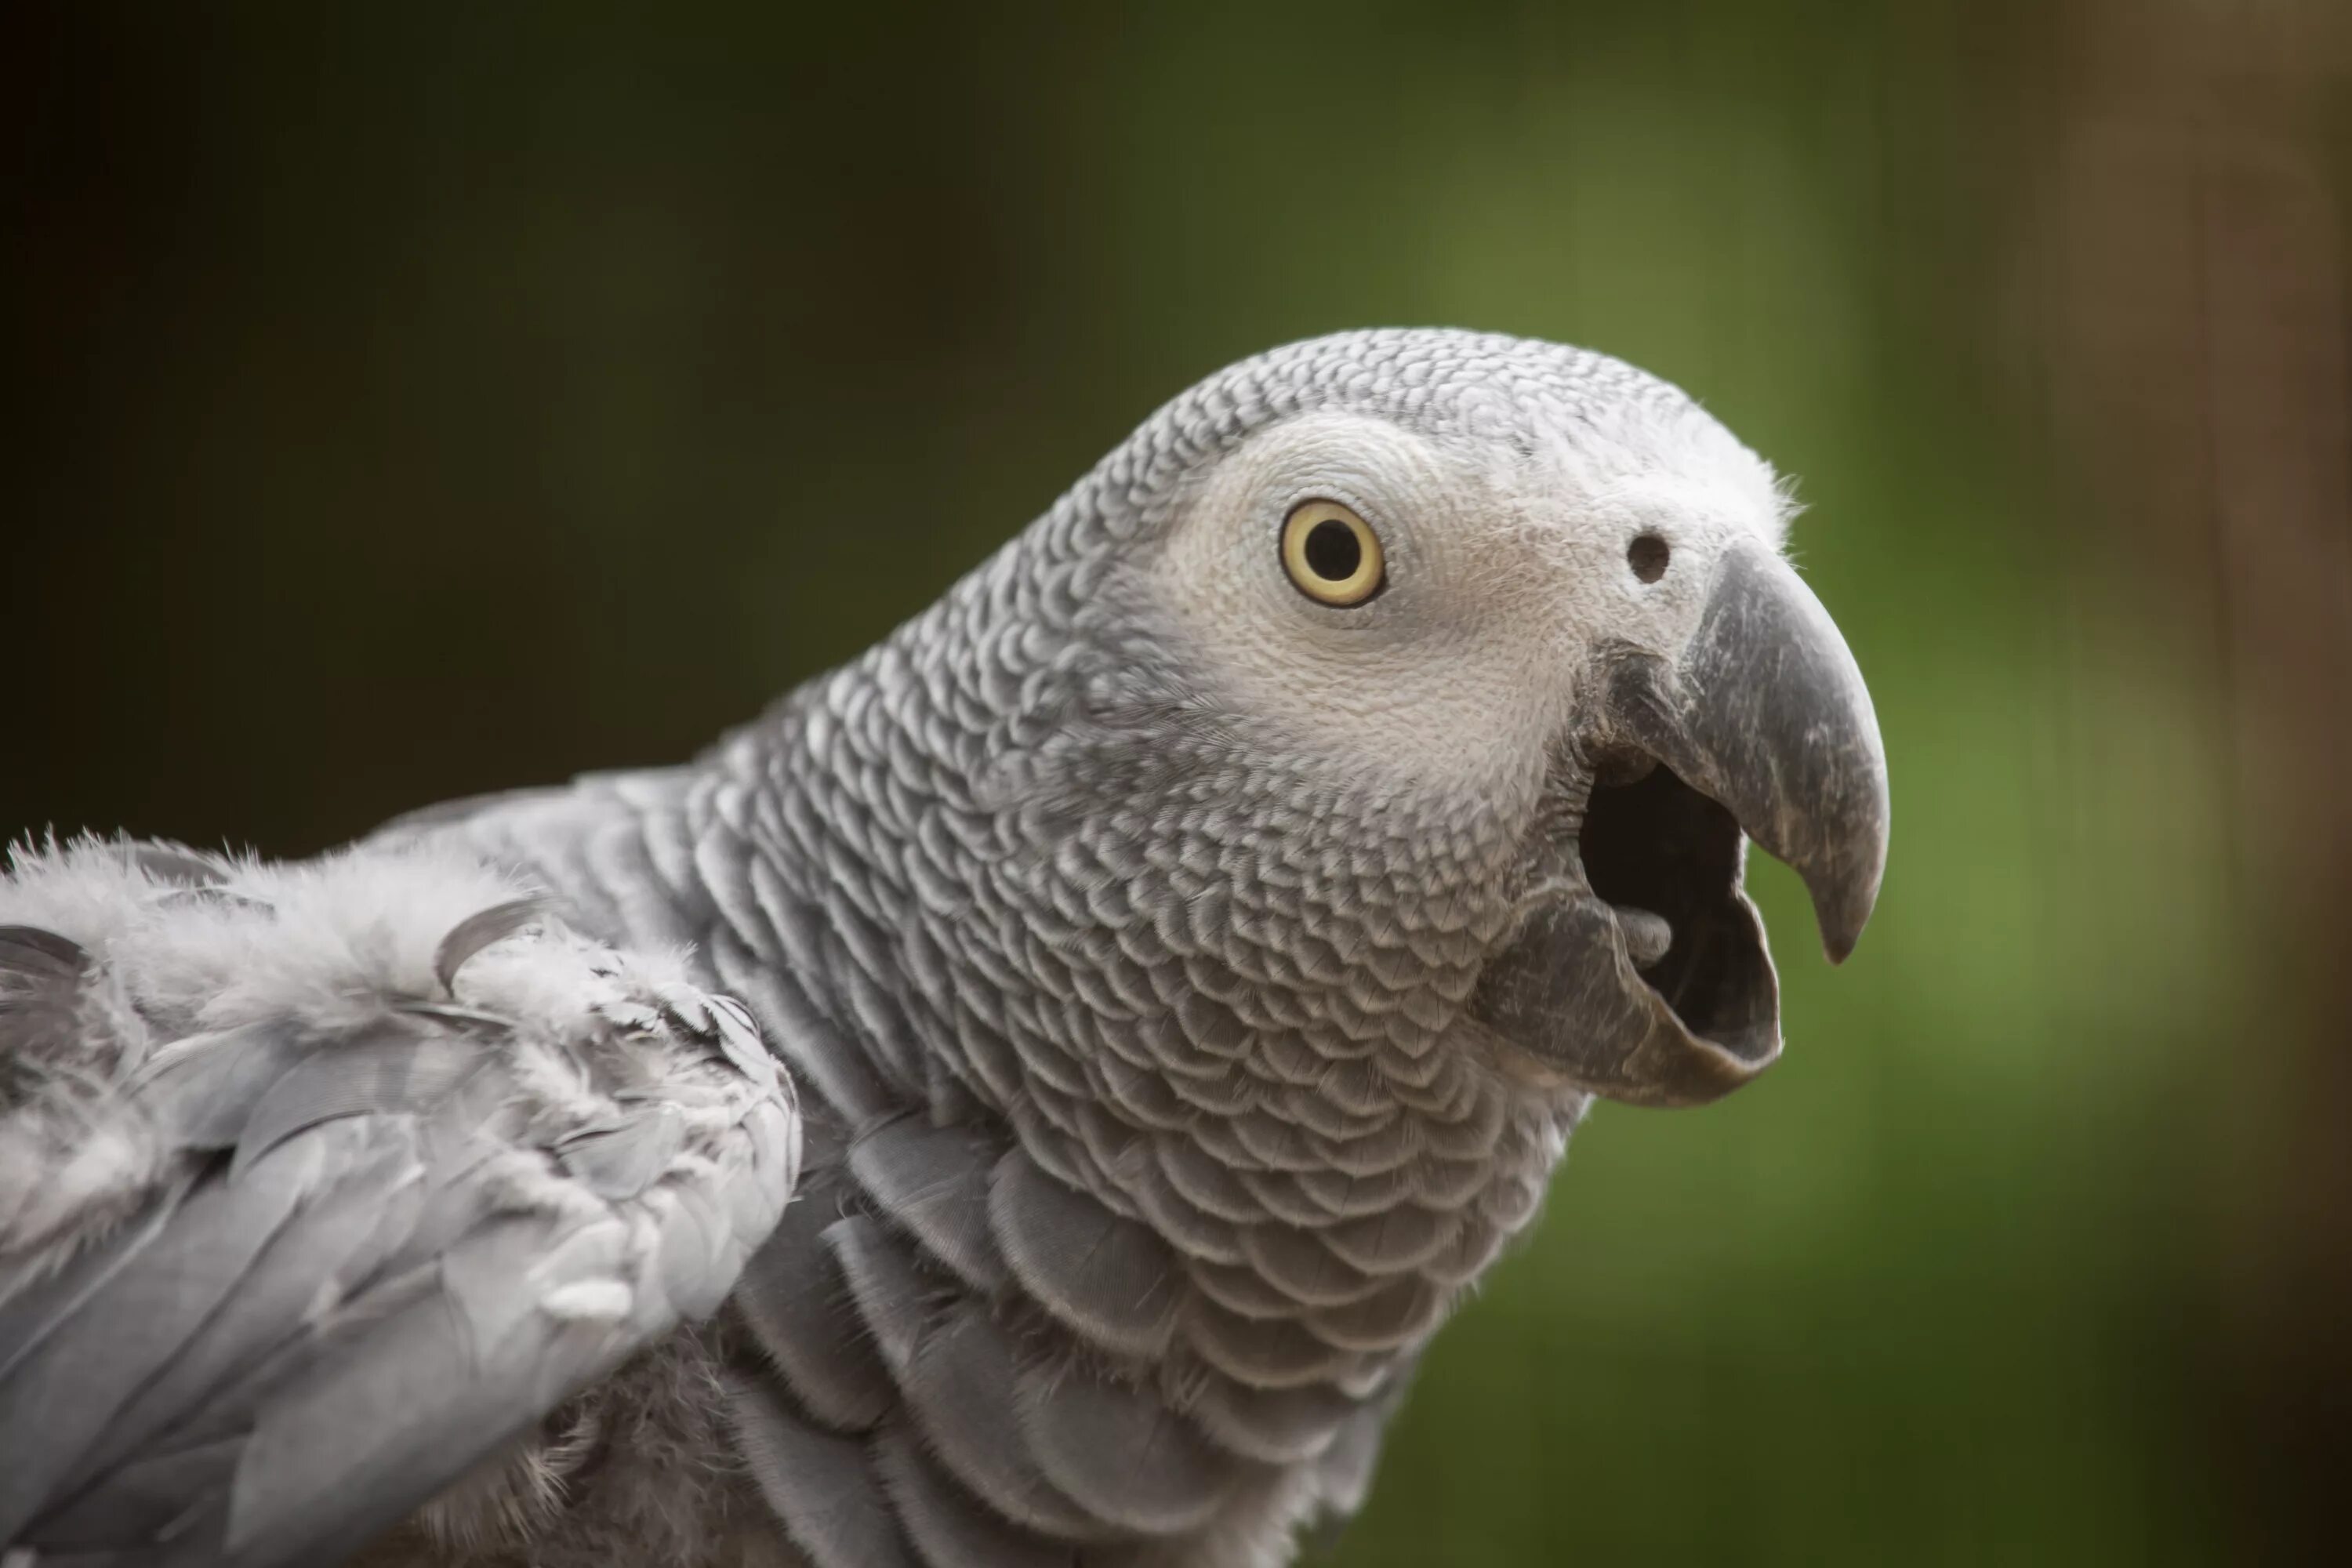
(8, 2), (2348, 1562)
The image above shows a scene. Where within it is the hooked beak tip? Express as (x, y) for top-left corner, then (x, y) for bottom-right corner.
(1802, 804), (1888, 967)
(1820, 916), (1863, 967)
(1815, 852), (1886, 965)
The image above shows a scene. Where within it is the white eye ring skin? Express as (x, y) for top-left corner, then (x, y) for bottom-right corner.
(1279, 499), (1386, 607)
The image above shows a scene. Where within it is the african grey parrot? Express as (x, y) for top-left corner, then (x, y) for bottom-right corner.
(0, 328), (1889, 1568)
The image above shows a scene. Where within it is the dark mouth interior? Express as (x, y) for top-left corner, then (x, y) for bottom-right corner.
(1578, 760), (1778, 1057)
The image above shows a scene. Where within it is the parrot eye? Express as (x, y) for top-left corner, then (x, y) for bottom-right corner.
(1280, 499), (1385, 607)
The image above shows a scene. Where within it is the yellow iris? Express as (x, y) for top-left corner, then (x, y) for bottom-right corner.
(1279, 500), (1385, 606)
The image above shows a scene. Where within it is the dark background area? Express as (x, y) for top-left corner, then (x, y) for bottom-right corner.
(6, 2), (2349, 1562)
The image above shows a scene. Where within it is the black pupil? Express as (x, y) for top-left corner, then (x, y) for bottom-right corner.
(1302, 518), (1362, 581)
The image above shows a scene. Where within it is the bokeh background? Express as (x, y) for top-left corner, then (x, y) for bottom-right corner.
(7, 2), (2349, 1562)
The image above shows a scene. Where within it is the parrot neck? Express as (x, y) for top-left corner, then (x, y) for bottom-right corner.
(685, 555), (1591, 1396)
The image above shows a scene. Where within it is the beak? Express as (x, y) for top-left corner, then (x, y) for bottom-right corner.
(1608, 545), (1890, 964)
(1468, 543), (1890, 1106)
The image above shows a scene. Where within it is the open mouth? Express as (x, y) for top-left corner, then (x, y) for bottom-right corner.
(1576, 757), (1779, 1068)
(1465, 744), (1788, 1108)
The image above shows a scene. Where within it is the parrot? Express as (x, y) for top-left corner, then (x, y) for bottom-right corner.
(0, 328), (1889, 1568)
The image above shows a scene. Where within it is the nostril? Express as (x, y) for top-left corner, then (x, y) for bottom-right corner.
(1628, 534), (1670, 583)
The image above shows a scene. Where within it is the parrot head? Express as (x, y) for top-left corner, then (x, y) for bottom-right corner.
(985, 328), (1888, 1113)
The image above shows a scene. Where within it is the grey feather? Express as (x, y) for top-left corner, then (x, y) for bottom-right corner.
(754, 964), (895, 1127)
(24, 1436), (244, 1553)
(848, 1116), (1009, 1294)
(823, 1216), (934, 1379)
(731, 1167), (895, 1432)
(988, 1147), (1181, 1360)
(896, 1301), (1105, 1541)
(1235, 1224), (1380, 1308)
(1309, 1377), (1411, 1521)
(557, 1104), (686, 1201)
(1189, 1375), (1362, 1466)
(0, 1134), (314, 1543)
(873, 1425), (1103, 1568)
(0, 924), (87, 983)
(726, 1373), (918, 1568)
(0, 1195), (178, 1389)
(1305, 1274), (1445, 1352)
(1184, 1297), (1362, 1389)
(229, 1027), (483, 1179)
(1014, 1360), (1247, 1536)
(224, 1240), (609, 1566)
(653, 1178), (736, 1320)
(129, 1023), (312, 1152)
(53, 1123), (425, 1504)
(430, 897), (550, 993)
(701, 993), (776, 1087)
(122, 842), (231, 887)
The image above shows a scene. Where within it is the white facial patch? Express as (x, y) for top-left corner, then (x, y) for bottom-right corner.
(1152, 412), (1563, 797)
(1147, 399), (1792, 800)
(1148, 392), (1788, 808)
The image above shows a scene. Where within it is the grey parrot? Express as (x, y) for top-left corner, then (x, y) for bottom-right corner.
(0, 328), (1889, 1568)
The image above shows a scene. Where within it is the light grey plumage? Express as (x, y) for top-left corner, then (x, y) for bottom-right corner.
(0, 842), (799, 1567)
(2, 328), (1889, 1568)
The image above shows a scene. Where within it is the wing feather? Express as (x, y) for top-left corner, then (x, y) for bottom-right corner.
(0, 837), (801, 1568)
